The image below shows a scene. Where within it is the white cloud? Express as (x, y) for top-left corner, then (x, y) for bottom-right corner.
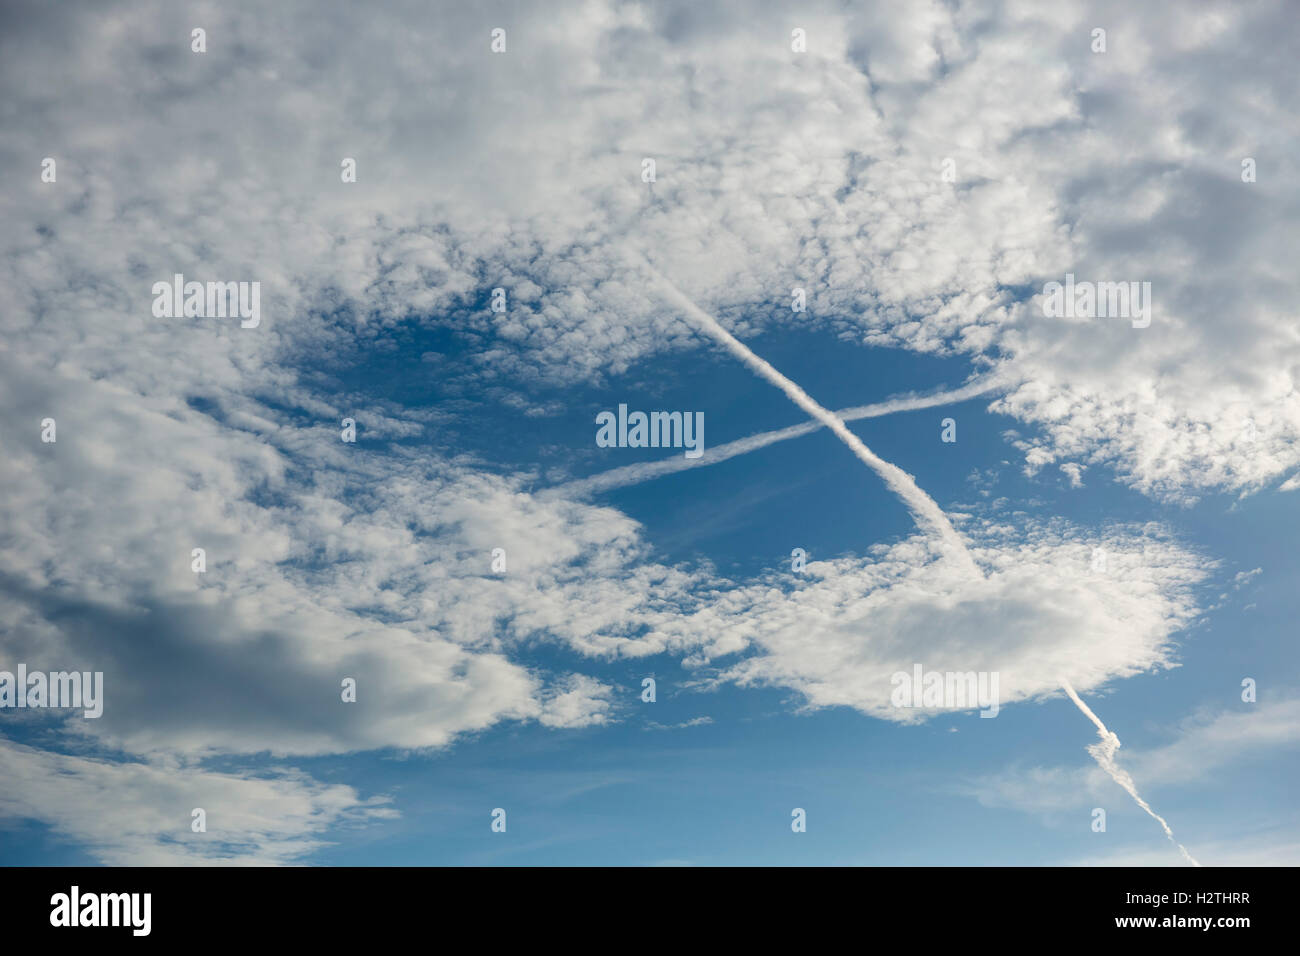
(3, 0), (1296, 499)
(650, 520), (1208, 719)
(1, 0), (1293, 862)
(0, 739), (393, 865)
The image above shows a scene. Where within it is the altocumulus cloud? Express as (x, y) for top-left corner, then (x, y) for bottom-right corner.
(0, 0), (1295, 862)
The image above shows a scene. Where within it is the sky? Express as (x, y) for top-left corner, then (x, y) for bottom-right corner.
(0, 0), (1297, 866)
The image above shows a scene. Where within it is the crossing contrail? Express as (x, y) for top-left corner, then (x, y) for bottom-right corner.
(635, 254), (1199, 865)
(556, 378), (1003, 497)
(636, 256), (981, 578)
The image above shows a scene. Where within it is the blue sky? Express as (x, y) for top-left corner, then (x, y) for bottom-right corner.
(5, 332), (1297, 866)
(1, 0), (1297, 866)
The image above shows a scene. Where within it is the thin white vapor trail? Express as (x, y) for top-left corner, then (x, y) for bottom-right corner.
(636, 255), (1199, 865)
(557, 378), (1002, 497)
(1061, 681), (1202, 866)
(637, 257), (981, 578)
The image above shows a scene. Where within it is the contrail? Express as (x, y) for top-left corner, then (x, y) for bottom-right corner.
(636, 256), (981, 578)
(1061, 681), (1202, 866)
(635, 255), (1199, 865)
(556, 378), (1003, 497)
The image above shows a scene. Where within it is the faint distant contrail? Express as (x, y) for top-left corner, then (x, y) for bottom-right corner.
(636, 256), (981, 578)
(557, 378), (1002, 497)
(635, 254), (1198, 865)
(1061, 681), (1201, 866)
